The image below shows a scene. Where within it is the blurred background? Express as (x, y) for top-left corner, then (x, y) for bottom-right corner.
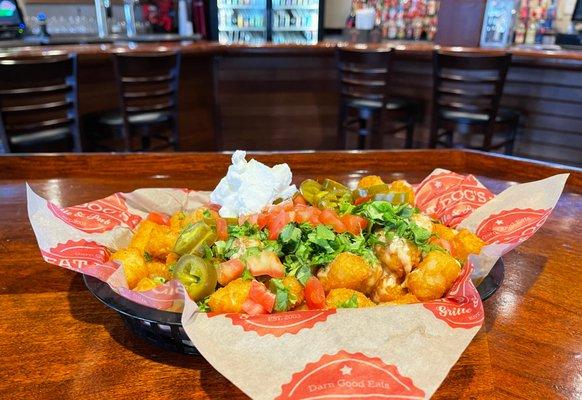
(0, 0), (581, 167)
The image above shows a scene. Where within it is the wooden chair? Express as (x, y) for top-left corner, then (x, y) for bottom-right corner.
(336, 47), (418, 150)
(0, 54), (82, 153)
(430, 51), (519, 154)
(92, 52), (181, 152)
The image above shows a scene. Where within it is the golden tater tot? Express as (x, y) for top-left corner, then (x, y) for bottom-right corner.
(432, 223), (457, 241)
(134, 277), (159, 292)
(144, 223), (179, 260)
(451, 229), (486, 263)
(318, 252), (382, 295)
(372, 271), (407, 303)
(110, 247), (147, 289)
(130, 220), (157, 252)
(380, 293), (419, 306)
(146, 261), (171, 281)
(388, 179), (415, 205)
(375, 236), (421, 279)
(325, 288), (375, 308)
(282, 276), (305, 308)
(357, 175), (384, 188)
(208, 278), (251, 313)
(165, 252), (179, 266)
(406, 250), (461, 301)
(169, 208), (208, 233)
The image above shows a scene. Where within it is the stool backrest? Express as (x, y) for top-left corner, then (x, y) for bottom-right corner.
(112, 51), (181, 131)
(0, 54), (81, 153)
(336, 47), (394, 106)
(432, 51), (512, 136)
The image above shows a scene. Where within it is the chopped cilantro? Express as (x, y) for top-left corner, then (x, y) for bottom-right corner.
(144, 252), (153, 262)
(197, 296), (210, 312)
(338, 294), (359, 309)
(241, 267), (253, 281)
(153, 276), (166, 284)
(202, 209), (212, 219)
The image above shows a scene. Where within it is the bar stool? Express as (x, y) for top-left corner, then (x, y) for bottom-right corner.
(430, 51), (519, 154)
(0, 54), (82, 153)
(336, 47), (418, 150)
(90, 52), (181, 152)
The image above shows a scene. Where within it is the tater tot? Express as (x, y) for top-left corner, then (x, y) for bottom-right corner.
(325, 288), (375, 308)
(432, 223), (457, 241)
(146, 261), (171, 281)
(406, 250), (461, 301)
(374, 236), (421, 279)
(110, 247), (147, 289)
(318, 252), (382, 295)
(380, 293), (419, 306)
(282, 276), (305, 308)
(208, 278), (252, 314)
(357, 175), (384, 188)
(144, 223), (179, 260)
(130, 220), (157, 252)
(133, 277), (159, 292)
(451, 229), (486, 263)
(372, 271), (407, 303)
(170, 208), (208, 233)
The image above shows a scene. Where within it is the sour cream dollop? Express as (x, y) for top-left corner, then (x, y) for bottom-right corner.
(210, 150), (297, 218)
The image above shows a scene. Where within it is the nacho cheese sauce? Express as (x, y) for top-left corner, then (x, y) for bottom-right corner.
(210, 150), (297, 218)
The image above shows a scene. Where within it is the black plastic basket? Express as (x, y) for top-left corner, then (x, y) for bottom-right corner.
(83, 275), (199, 355)
(83, 259), (503, 355)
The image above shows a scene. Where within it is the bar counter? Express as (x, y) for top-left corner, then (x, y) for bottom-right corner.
(0, 150), (580, 399)
(1, 41), (581, 165)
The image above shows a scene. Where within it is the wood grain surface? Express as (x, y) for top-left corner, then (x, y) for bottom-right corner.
(0, 150), (580, 400)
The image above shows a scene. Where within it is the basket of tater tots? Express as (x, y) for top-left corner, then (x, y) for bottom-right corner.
(28, 151), (568, 399)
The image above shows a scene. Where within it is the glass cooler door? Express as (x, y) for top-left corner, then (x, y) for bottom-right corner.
(217, 0), (268, 44)
(271, 0), (321, 44)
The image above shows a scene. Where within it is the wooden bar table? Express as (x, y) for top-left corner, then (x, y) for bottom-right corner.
(0, 150), (580, 399)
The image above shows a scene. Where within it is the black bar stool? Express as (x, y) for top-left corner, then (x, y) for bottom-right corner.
(0, 54), (82, 153)
(90, 51), (181, 152)
(430, 51), (519, 154)
(336, 47), (417, 150)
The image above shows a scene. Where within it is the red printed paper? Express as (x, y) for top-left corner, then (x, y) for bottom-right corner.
(476, 208), (552, 245)
(221, 309), (336, 337)
(48, 193), (142, 233)
(277, 351), (425, 400)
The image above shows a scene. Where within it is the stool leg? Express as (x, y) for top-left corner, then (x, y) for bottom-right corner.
(358, 117), (369, 150)
(504, 119), (519, 155)
(169, 116), (179, 151)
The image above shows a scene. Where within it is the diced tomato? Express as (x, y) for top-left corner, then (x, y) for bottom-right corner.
(266, 210), (290, 240)
(215, 217), (228, 240)
(257, 213), (269, 229)
(246, 251), (285, 278)
(341, 214), (368, 235)
(319, 209), (347, 233)
(241, 298), (267, 315)
(207, 203), (221, 212)
(305, 277), (326, 310)
(354, 195), (371, 205)
(216, 258), (245, 286)
(248, 280), (276, 313)
(147, 212), (170, 226)
(295, 208), (315, 224)
(293, 194), (308, 205)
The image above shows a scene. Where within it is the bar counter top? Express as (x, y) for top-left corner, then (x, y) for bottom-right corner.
(2, 40), (582, 65)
